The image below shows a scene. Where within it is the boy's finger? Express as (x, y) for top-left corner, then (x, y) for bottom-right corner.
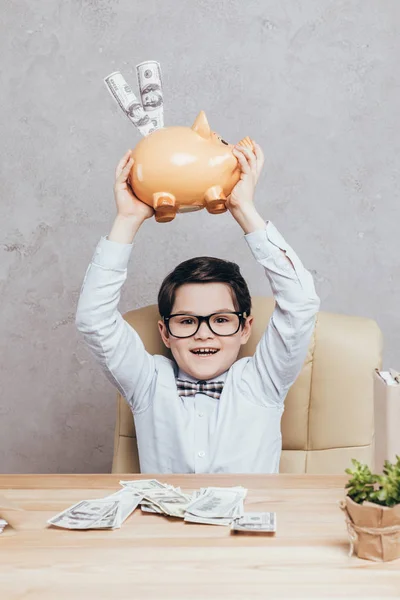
(233, 149), (251, 174)
(238, 145), (257, 175)
(122, 157), (134, 170)
(236, 144), (256, 165)
(115, 150), (132, 179)
(248, 141), (264, 175)
(116, 157), (134, 182)
(252, 141), (265, 165)
(253, 144), (264, 161)
(115, 161), (124, 179)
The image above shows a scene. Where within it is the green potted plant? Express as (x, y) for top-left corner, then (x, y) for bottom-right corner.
(340, 456), (400, 561)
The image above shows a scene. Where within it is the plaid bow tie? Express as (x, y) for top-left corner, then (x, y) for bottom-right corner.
(176, 378), (224, 399)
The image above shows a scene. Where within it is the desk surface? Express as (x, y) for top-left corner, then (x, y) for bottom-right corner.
(0, 474), (399, 599)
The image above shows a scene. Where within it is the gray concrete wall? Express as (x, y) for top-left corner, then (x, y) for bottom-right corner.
(1, 0), (399, 473)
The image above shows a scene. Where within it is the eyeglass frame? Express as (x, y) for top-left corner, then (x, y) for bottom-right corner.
(163, 311), (248, 339)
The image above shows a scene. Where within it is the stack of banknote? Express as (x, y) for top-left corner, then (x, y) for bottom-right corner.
(183, 486), (247, 526)
(120, 481), (247, 525)
(231, 512), (277, 533)
(47, 479), (276, 532)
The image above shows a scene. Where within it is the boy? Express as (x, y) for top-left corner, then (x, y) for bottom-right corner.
(76, 142), (320, 474)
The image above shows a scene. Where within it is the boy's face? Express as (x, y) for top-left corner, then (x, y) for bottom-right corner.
(158, 283), (253, 380)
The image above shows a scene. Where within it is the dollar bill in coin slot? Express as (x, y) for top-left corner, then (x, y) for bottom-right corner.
(136, 60), (164, 129)
(104, 60), (164, 136)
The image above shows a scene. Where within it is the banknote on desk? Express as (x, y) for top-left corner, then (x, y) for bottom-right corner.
(47, 489), (144, 530)
(122, 480), (196, 518)
(47, 499), (121, 530)
(120, 478), (174, 491)
(140, 501), (164, 514)
(231, 512), (277, 534)
(142, 488), (193, 518)
(184, 486), (247, 526)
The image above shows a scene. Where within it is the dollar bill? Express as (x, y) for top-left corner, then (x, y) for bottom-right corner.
(119, 479), (169, 491)
(186, 487), (247, 519)
(184, 514), (233, 526)
(136, 60), (164, 129)
(231, 512), (277, 533)
(104, 71), (156, 136)
(140, 502), (164, 514)
(103, 488), (144, 527)
(47, 499), (120, 530)
(198, 486), (247, 497)
(232, 498), (245, 519)
(142, 488), (188, 500)
(184, 488), (245, 524)
(143, 488), (193, 518)
(92, 501), (121, 529)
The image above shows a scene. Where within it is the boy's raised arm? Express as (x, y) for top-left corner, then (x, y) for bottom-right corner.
(75, 151), (156, 412)
(228, 142), (320, 407)
(243, 218), (320, 406)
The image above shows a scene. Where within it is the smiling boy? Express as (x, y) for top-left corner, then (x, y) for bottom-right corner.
(76, 142), (320, 473)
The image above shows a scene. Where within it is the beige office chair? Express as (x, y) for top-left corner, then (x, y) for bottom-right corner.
(112, 297), (382, 474)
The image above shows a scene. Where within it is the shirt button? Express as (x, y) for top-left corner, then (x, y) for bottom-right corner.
(198, 412), (204, 418)
(198, 451), (205, 458)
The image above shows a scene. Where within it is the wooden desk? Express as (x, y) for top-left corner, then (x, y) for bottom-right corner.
(0, 474), (399, 599)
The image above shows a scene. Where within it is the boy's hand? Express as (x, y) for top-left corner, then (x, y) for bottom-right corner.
(226, 141), (265, 217)
(114, 150), (154, 221)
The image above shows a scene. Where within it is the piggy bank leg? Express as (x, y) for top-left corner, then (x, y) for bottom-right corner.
(204, 185), (227, 215)
(153, 192), (177, 223)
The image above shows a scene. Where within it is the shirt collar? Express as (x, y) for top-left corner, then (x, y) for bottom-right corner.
(177, 367), (228, 384)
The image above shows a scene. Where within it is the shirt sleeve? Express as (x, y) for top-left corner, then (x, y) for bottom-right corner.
(75, 236), (155, 414)
(241, 221), (320, 407)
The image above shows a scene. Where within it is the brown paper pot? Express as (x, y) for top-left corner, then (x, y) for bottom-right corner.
(340, 495), (400, 561)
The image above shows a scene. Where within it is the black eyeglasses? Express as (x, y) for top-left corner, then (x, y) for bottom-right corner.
(163, 311), (247, 339)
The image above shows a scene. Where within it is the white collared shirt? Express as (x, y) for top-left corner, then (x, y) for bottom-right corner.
(76, 222), (320, 473)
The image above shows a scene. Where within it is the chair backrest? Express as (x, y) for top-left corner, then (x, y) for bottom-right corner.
(112, 297), (382, 474)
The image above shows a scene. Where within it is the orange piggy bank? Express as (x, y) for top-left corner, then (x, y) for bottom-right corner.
(129, 110), (254, 222)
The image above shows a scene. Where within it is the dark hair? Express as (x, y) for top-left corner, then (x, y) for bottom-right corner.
(158, 256), (251, 318)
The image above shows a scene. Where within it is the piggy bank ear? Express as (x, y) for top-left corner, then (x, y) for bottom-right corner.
(191, 110), (211, 139)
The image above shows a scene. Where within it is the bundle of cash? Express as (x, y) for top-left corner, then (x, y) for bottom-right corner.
(142, 488), (193, 518)
(47, 488), (143, 530)
(184, 486), (247, 526)
(231, 512), (277, 534)
(0, 518), (7, 533)
(104, 71), (156, 137)
(120, 480), (248, 525)
(120, 479), (192, 518)
(136, 60), (164, 129)
(140, 501), (163, 514)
